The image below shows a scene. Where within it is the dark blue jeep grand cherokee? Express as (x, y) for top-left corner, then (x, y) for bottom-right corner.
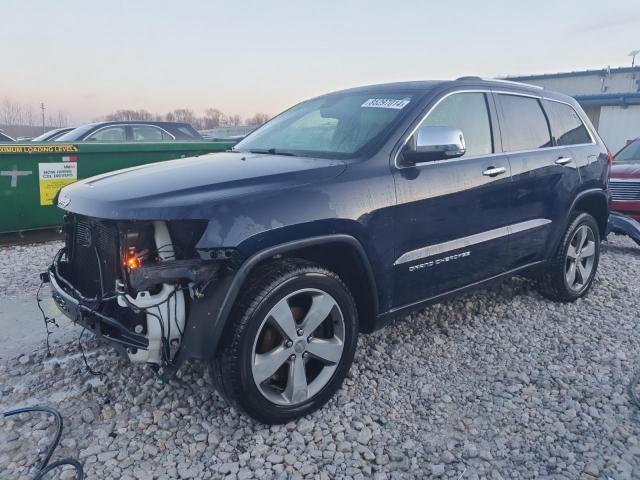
(48, 78), (609, 423)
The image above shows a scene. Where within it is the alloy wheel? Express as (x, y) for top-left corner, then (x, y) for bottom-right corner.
(565, 224), (596, 292)
(251, 288), (345, 406)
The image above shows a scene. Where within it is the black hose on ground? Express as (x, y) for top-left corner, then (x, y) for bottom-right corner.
(2, 406), (83, 480)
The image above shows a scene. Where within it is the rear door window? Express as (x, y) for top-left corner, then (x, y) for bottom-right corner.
(498, 94), (552, 151)
(543, 100), (592, 146)
(85, 126), (127, 142)
(418, 92), (493, 157)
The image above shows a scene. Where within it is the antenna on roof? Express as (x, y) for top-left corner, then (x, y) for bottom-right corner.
(629, 50), (640, 67)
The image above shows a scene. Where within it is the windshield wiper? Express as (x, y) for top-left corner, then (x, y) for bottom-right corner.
(247, 148), (296, 156)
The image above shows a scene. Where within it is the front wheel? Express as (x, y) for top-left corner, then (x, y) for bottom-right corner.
(536, 212), (601, 302)
(210, 259), (358, 424)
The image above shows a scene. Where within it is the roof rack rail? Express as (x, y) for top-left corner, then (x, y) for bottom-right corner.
(485, 78), (544, 89)
(455, 76), (544, 90)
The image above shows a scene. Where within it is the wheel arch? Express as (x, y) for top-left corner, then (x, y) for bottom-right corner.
(544, 188), (609, 261)
(570, 189), (609, 237)
(180, 234), (378, 362)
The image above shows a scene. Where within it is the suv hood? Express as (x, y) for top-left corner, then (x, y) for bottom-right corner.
(59, 151), (347, 220)
(610, 162), (640, 179)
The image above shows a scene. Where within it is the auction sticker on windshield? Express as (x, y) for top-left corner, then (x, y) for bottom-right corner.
(361, 98), (410, 109)
(38, 162), (77, 205)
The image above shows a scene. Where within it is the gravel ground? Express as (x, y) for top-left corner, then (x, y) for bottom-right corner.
(0, 241), (63, 299)
(1, 235), (640, 479)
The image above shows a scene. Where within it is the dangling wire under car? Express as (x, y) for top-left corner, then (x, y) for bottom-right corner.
(3, 406), (84, 480)
(118, 284), (189, 368)
(36, 280), (58, 357)
(46, 217), (222, 378)
(43, 246), (188, 376)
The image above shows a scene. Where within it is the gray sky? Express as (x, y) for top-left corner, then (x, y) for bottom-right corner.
(2, 0), (638, 123)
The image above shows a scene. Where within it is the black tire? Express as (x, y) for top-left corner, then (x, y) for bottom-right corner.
(536, 212), (600, 302)
(209, 258), (358, 424)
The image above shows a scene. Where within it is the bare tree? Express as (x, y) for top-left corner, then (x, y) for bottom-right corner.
(0, 98), (23, 125)
(227, 114), (242, 126)
(24, 106), (35, 127)
(200, 108), (225, 129)
(245, 112), (270, 126)
(167, 108), (199, 127)
(55, 111), (69, 127)
(0, 99), (261, 131)
(105, 109), (153, 121)
(46, 111), (69, 128)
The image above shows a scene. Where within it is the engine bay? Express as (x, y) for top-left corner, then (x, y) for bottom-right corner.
(51, 214), (222, 369)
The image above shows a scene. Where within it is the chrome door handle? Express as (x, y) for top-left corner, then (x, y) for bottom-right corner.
(482, 166), (507, 177)
(555, 157), (573, 165)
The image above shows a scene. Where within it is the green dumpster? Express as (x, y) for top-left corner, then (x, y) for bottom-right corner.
(0, 141), (235, 233)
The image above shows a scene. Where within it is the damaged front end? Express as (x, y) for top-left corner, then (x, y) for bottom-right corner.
(47, 214), (231, 369)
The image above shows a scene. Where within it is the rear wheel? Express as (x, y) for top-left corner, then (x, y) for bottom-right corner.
(210, 259), (358, 424)
(536, 212), (600, 302)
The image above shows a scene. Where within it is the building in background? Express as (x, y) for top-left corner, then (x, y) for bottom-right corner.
(506, 67), (640, 153)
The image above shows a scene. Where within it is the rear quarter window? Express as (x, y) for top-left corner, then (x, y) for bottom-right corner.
(132, 125), (173, 141)
(498, 94), (552, 152)
(176, 126), (200, 138)
(543, 100), (592, 146)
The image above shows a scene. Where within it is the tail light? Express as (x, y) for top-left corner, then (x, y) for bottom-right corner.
(607, 151), (613, 166)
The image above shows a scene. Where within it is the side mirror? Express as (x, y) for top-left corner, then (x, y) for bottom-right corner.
(401, 126), (466, 165)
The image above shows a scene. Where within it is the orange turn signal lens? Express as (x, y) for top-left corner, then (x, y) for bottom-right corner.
(124, 253), (141, 270)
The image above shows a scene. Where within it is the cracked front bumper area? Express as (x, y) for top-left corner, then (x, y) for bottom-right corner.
(48, 251), (149, 351)
(47, 214), (233, 366)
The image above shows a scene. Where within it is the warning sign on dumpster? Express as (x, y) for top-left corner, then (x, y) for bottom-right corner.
(38, 162), (77, 205)
(0, 144), (78, 154)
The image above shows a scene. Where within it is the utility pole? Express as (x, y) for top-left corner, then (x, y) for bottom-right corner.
(40, 103), (46, 133)
(629, 50), (640, 68)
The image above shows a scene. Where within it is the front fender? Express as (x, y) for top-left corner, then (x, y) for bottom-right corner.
(177, 234), (377, 362)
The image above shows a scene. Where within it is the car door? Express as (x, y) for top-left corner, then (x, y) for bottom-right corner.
(84, 125), (128, 142)
(543, 97), (600, 194)
(494, 92), (580, 268)
(391, 90), (513, 307)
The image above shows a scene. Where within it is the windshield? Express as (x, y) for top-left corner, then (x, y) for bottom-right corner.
(234, 92), (415, 158)
(32, 128), (66, 141)
(615, 139), (640, 163)
(55, 124), (98, 142)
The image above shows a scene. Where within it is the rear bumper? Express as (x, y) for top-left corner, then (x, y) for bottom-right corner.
(48, 253), (148, 351)
(611, 200), (640, 220)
